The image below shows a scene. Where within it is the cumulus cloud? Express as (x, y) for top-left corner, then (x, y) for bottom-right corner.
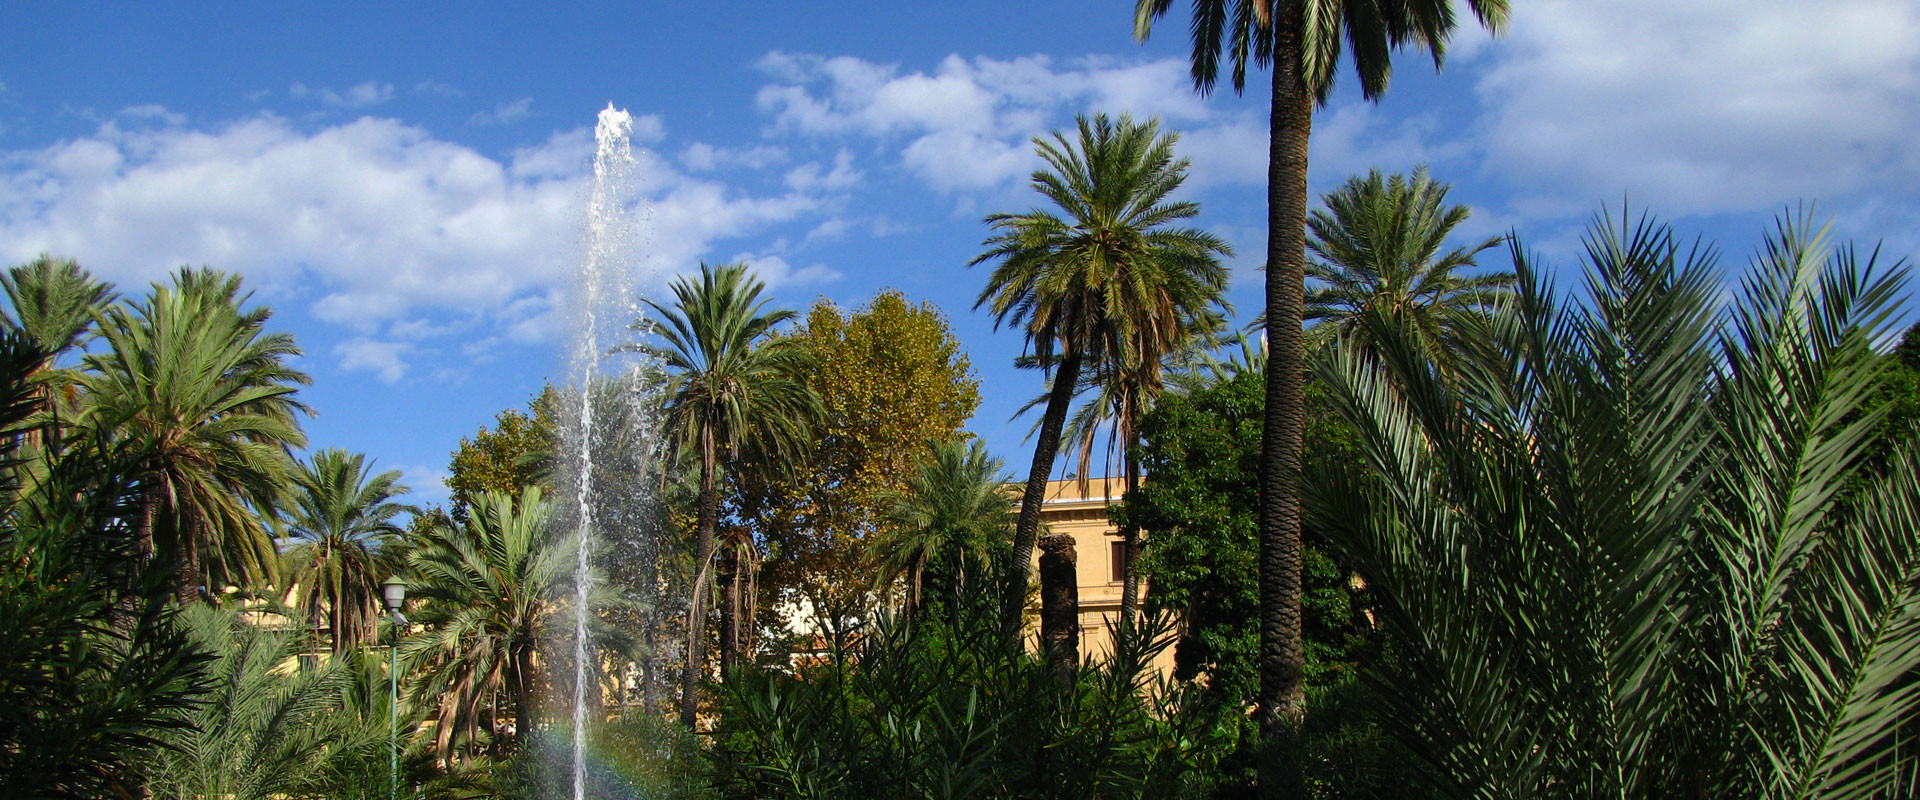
(754, 52), (1220, 192)
(0, 110), (839, 356)
(1476, 0), (1920, 216)
(335, 337), (410, 383)
(784, 150), (861, 192)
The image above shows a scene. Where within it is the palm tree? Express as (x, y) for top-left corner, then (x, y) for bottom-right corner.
(82, 267), (309, 599)
(0, 256), (116, 372)
(1301, 168), (1510, 362)
(0, 256), (116, 446)
(1134, 0), (1509, 733)
(972, 113), (1230, 640)
(870, 438), (1016, 622)
(625, 261), (819, 727)
(284, 448), (414, 653)
(1308, 210), (1920, 799)
(403, 486), (565, 757)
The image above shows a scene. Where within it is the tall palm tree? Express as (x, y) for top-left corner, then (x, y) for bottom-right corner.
(284, 448), (414, 653)
(972, 113), (1230, 640)
(1308, 210), (1920, 799)
(1134, 0), (1509, 732)
(1302, 167), (1510, 361)
(403, 486), (565, 757)
(626, 262), (819, 727)
(870, 438), (1016, 622)
(82, 267), (309, 599)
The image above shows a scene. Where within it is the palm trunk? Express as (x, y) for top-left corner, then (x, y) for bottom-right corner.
(1256, 14), (1315, 799)
(1005, 352), (1083, 643)
(680, 422), (719, 728)
(907, 557), (924, 625)
(718, 548), (738, 676)
(1037, 533), (1080, 685)
(512, 643), (536, 752)
(1118, 428), (1143, 627)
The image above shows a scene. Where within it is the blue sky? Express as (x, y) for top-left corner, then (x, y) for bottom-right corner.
(4, 1), (1918, 506)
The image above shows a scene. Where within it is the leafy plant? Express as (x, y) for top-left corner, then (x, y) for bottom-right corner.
(0, 332), (211, 799)
(711, 599), (1235, 799)
(1309, 209), (1920, 799)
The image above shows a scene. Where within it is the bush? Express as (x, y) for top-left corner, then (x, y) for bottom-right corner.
(710, 599), (1240, 799)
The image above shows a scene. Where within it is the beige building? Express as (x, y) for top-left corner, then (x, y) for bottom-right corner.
(1024, 477), (1178, 678)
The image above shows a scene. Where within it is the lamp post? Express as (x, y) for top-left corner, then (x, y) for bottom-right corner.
(380, 577), (407, 800)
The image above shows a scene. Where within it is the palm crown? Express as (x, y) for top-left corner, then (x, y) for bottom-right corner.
(83, 267), (309, 596)
(1302, 167), (1511, 357)
(284, 448), (413, 652)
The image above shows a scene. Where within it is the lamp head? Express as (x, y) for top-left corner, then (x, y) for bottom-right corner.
(380, 577), (407, 614)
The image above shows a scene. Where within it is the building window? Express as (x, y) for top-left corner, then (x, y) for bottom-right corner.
(1110, 540), (1129, 583)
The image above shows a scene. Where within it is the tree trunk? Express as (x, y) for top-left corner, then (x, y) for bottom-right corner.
(680, 423), (719, 728)
(1257, 13), (1314, 800)
(718, 548), (738, 676)
(904, 557), (925, 626)
(1005, 353), (1083, 643)
(512, 643), (536, 753)
(1118, 427), (1143, 627)
(1038, 533), (1080, 685)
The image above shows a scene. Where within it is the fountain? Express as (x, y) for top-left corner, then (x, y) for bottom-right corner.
(556, 103), (654, 800)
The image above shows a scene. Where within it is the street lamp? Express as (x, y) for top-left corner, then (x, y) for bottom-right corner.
(380, 577), (407, 800)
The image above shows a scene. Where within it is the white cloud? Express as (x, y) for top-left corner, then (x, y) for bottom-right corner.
(680, 142), (787, 171)
(729, 252), (841, 287)
(323, 81), (395, 108)
(335, 337), (410, 383)
(754, 52), (1222, 193)
(396, 463), (451, 507)
(0, 110), (839, 336)
(412, 80), (463, 98)
(118, 104), (186, 126)
(1476, 0), (1920, 216)
(471, 97), (533, 126)
(784, 150), (861, 192)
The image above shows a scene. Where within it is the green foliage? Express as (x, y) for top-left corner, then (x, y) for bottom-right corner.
(627, 260), (820, 723)
(711, 604), (1235, 799)
(1120, 366), (1371, 702)
(81, 267), (310, 596)
(1132, 0), (1510, 102)
(0, 332), (211, 799)
(285, 448), (414, 652)
(1300, 167), (1511, 361)
(1309, 209), (1920, 799)
(143, 604), (382, 800)
(445, 388), (558, 521)
(972, 112), (1231, 630)
(0, 255), (116, 370)
(869, 437), (1013, 618)
(745, 291), (982, 634)
(972, 113), (1230, 385)
(403, 486), (568, 756)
